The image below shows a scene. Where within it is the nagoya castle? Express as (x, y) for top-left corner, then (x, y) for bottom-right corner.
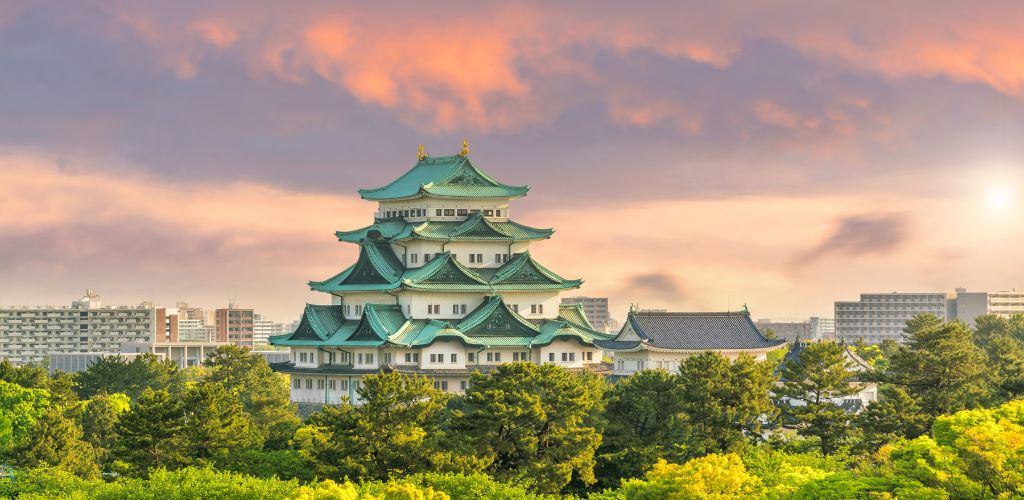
(270, 142), (613, 404)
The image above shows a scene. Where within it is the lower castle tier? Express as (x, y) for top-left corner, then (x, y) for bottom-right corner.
(270, 149), (613, 404)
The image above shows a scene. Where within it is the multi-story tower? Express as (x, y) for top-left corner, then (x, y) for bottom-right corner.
(834, 292), (950, 344)
(0, 291), (154, 365)
(270, 146), (612, 403)
(215, 303), (254, 348)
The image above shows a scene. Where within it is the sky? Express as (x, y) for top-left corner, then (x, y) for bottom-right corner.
(2, 1), (1024, 322)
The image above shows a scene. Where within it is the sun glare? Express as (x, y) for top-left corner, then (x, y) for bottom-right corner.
(986, 184), (1013, 209)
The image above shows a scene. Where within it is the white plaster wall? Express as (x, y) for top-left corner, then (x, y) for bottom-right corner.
(376, 200), (512, 221)
(419, 340), (468, 369)
(337, 292), (400, 320)
(537, 338), (598, 368)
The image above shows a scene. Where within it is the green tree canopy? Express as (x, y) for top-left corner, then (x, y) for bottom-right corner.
(679, 352), (777, 459)
(887, 315), (989, 416)
(456, 362), (603, 494)
(776, 342), (860, 455)
(14, 406), (101, 479)
(114, 387), (187, 476)
(75, 354), (183, 401)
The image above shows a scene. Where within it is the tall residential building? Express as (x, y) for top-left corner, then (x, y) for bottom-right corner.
(215, 304), (254, 348)
(950, 288), (1024, 326)
(809, 317), (836, 340)
(253, 314), (286, 345)
(834, 292), (950, 344)
(270, 146), (613, 404)
(560, 296), (612, 331)
(754, 319), (809, 342)
(0, 291), (154, 365)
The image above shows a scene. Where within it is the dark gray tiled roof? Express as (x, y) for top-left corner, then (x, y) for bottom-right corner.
(593, 340), (642, 350)
(602, 311), (787, 350)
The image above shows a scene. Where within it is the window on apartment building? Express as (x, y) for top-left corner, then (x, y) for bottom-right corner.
(444, 209), (455, 216)
(305, 379), (312, 389)
(293, 378), (301, 389)
(450, 353), (457, 363)
(457, 209), (468, 216)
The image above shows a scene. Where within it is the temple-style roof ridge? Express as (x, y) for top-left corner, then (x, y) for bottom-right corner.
(490, 251), (577, 286)
(311, 246), (582, 293)
(596, 310), (788, 352)
(335, 217), (554, 244)
(284, 303), (346, 342)
(348, 304), (406, 342)
(358, 155), (529, 201)
(402, 251), (490, 286)
(456, 295), (540, 337)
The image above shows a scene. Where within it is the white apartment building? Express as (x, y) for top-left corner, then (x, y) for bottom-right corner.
(810, 317), (836, 340)
(834, 292), (951, 344)
(0, 291), (154, 365)
(253, 314), (286, 345)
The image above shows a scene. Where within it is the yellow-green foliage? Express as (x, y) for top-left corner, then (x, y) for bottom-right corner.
(612, 454), (764, 499)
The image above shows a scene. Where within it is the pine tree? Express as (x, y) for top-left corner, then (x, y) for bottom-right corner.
(776, 342), (860, 455)
(16, 406), (101, 478)
(115, 388), (187, 475)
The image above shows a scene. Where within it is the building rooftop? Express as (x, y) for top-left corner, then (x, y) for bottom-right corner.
(597, 310), (787, 352)
(358, 154), (528, 201)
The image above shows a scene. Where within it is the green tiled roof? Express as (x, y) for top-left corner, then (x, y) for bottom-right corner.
(558, 303), (595, 330)
(358, 155), (529, 201)
(336, 216), (553, 244)
(270, 297), (612, 349)
(456, 295), (541, 337)
(310, 246), (582, 293)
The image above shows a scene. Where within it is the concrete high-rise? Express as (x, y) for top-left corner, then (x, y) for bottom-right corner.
(835, 292), (951, 344)
(215, 303), (254, 347)
(0, 291), (154, 365)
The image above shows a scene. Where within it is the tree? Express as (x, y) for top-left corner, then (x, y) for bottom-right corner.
(301, 372), (455, 481)
(114, 388), (187, 475)
(931, 399), (1024, 495)
(15, 406), (101, 479)
(776, 342), (860, 455)
(80, 392), (131, 466)
(853, 385), (929, 453)
(0, 380), (51, 459)
(0, 360), (48, 388)
(598, 454), (764, 499)
(456, 363), (603, 493)
(973, 314), (1024, 403)
(75, 353), (183, 400)
(887, 316), (989, 416)
(202, 345), (299, 448)
(182, 381), (261, 465)
(678, 352), (777, 458)
(595, 369), (687, 488)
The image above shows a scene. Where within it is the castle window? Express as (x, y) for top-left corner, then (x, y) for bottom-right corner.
(436, 209), (442, 216)
(305, 379), (312, 389)
(496, 210), (502, 217)
(450, 353), (458, 363)
(405, 353), (412, 362)
(474, 253), (482, 263)
(444, 209), (455, 216)
(460, 381), (467, 391)
(411, 254), (418, 264)
(293, 378), (301, 389)
(484, 210), (494, 216)
(486, 352), (493, 362)
(468, 352), (475, 362)
(548, 353), (555, 362)
(328, 379), (336, 391)
(457, 209), (468, 216)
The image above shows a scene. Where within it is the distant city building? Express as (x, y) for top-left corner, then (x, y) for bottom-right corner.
(216, 303), (254, 348)
(120, 340), (229, 369)
(809, 317), (836, 340)
(754, 319), (809, 342)
(950, 288), (1024, 326)
(47, 351), (151, 374)
(835, 292), (951, 344)
(560, 296), (612, 331)
(598, 309), (787, 377)
(0, 291), (154, 365)
(253, 314), (286, 345)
